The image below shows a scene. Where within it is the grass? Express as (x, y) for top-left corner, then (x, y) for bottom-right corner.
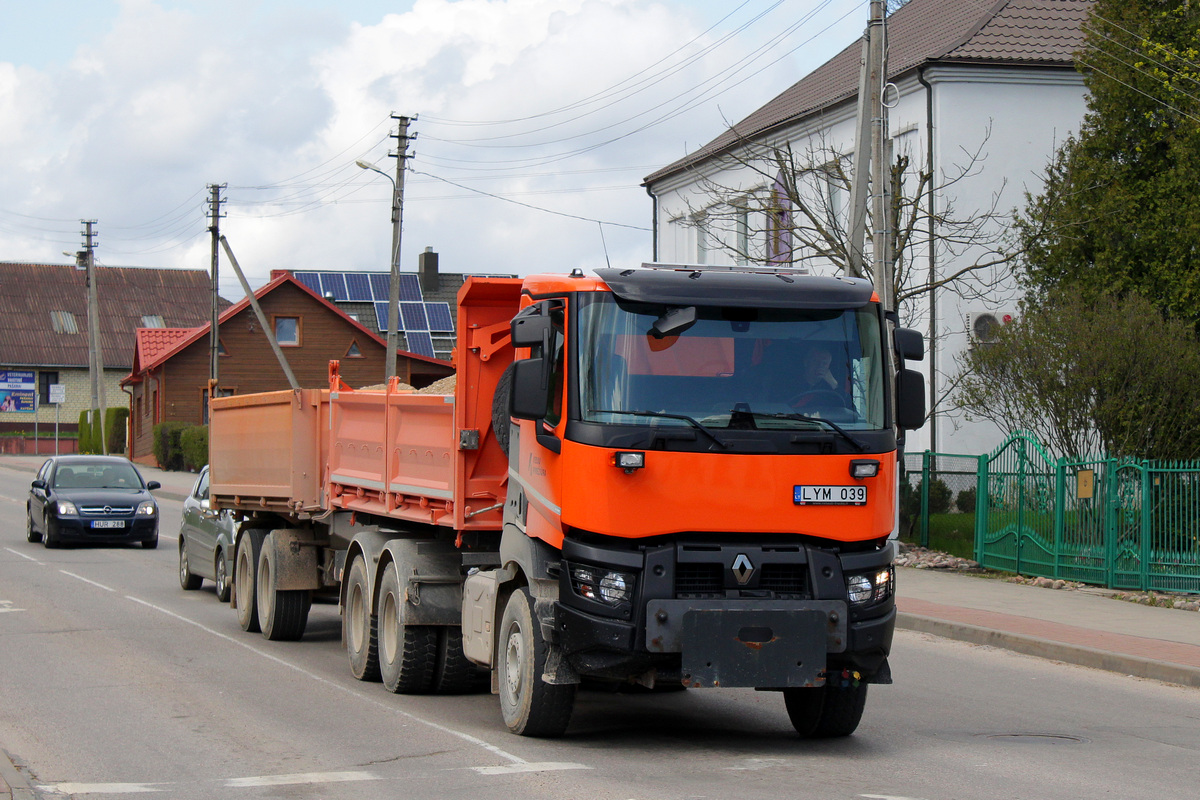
(900, 512), (977, 560)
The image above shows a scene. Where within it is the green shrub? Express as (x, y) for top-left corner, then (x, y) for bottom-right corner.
(153, 422), (189, 470)
(927, 478), (952, 515)
(956, 486), (977, 514)
(180, 425), (209, 471)
(105, 407), (129, 455)
(77, 411), (93, 454)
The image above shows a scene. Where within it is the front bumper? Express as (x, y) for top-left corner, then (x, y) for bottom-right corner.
(51, 516), (158, 544)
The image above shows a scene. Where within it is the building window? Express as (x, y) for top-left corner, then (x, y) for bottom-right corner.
(50, 311), (78, 334)
(274, 316), (300, 346)
(38, 371), (59, 404)
(735, 206), (750, 266)
(141, 315), (165, 328)
(345, 340), (363, 358)
(218, 338), (228, 356)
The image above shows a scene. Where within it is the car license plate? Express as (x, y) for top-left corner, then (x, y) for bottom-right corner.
(794, 485), (867, 505)
(92, 520), (126, 529)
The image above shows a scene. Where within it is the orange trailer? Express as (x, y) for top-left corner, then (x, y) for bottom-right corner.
(207, 264), (925, 737)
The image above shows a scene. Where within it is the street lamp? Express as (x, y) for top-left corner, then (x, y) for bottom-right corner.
(357, 158), (403, 383)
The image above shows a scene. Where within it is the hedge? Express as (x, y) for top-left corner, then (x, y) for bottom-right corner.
(153, 422), (189, 471)
(105, 407), (129, 455)
(180, 425), (209, 471)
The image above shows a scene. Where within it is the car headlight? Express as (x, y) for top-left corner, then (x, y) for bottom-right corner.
(136, 501), (157, 516)
(570, 564), (636, 606)
(846, 567), (894, 606)
(57, 500), (78, 515)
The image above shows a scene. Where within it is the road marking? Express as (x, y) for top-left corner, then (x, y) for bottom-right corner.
(4, 547), (42, 563)
(45, 782), (164, 794)
(470, 762), (591, 775)
(861, 795), (931, 800)
(225, 770), (379, 787)
(123, 595), (577, 773)
(0, 600), (25, 613)
(60, 571), (115, 592)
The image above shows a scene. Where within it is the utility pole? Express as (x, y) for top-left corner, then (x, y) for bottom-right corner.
(207, 184), (226, 400)
(384, 114), (414, 383)
(82, 220), (107, 455)
(847, 0), (888, 302)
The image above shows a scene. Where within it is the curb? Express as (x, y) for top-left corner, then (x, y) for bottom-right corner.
(897, 612), (1200, 689)
(0, 749), (35, 800)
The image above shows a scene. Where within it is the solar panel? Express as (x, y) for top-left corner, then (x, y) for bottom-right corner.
(374, 302), (391, 332)
(405, 331), (435, 358)
(369, 273), (390, 301)
(319, 272), (348, 301)
(425, 302), (454, 332)
(295, 272), (322, 294)
(399, 273), (422, 302)
(400, 302), (429, 331)
(345, 273), (374, 301)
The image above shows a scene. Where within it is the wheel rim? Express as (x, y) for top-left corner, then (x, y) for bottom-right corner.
(179, 547), (189, 584)
(381, 589), (398, 664)
(216, 557), (227, 596)
(348, 581), (364, 652)
(503, 623), (524, 703)
(258, 552), (272, 618)
(235, 544), (253, 610)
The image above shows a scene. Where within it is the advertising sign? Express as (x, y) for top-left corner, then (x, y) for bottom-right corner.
(0, 371), (35, 413)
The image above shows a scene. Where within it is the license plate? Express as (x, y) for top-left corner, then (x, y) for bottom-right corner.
(794, 485), (867, 505)
(92, 520), (126, 529)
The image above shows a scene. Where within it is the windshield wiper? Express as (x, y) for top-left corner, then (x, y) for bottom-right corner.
(592, 409), (728, 449)
(767, 411), (868, 452)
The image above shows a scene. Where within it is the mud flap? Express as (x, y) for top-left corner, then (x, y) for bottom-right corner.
(681, 609), (827, 689)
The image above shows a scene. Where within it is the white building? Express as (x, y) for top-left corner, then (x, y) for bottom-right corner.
(643, 0), (1092, 455)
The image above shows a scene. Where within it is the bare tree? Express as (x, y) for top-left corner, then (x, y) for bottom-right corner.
(675, 128), (1018, 327)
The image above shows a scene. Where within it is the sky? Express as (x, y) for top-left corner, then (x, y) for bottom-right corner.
(0, 0), (868, 298)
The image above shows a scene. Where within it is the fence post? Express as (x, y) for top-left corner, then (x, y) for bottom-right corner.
(1104, 458), (1116, 589)
(1054, 458), (1066, 580)
(975, 453), (988, 565)
(920, 450), (931, 548)
(1140, 461), (1151, 592)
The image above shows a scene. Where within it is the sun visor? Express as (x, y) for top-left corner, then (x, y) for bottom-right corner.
(595, 265), (875, 309)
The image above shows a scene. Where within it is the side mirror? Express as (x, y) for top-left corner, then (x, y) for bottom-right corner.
(510, 358), (549, 420)
(893, 327), (925, 362)
(200, 497), (211, 510)
(896, 369), (926, 430)
(147, 480), (161, 491)
(511, 310), (552, 349)
(31, 479), (47, 492)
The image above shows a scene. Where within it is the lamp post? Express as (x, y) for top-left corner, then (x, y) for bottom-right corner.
(356, 159), (401, 382)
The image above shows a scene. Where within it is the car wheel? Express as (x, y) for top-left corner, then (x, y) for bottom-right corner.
(214, 550), (231, 603)
(179, 540), (203, 590)
(43, 518), (59, 549)
(26, 509), (42, 543)
(142, 535), (159, 549)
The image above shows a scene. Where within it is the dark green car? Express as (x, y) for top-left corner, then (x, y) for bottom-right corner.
(178, 465), (236, 602)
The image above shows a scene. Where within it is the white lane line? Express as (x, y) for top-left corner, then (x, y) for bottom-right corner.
(0, 600), (26, 613)
(44, 782), (164, 794)
(471, 762), (591, 775)
(60, 571), (115, 592)
(225, 770), (379, 788)
(123, 596), (575, 772)
(4, 547), (43, 563)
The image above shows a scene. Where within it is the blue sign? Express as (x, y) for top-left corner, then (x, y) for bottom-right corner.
(0, 371), (36, 413)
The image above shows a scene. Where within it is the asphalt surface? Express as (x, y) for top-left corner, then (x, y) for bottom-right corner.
(3, 453), (1199, 797)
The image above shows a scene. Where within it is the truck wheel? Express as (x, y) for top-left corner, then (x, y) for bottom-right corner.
(492, 362), (516, 456)
(497, 588), (574, 737)
(784, 682), (868, 738)
(377, 562), (437, 693)
(235, 530), (265, 633)
(257, 533), (312, 642)
(179, 539), (203, 590)
(346, 555), (381, 682)
(434, 628), (490, 694)
(214, 549), (232, 603)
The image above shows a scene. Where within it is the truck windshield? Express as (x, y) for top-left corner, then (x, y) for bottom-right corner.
(577, 294), (886, 431)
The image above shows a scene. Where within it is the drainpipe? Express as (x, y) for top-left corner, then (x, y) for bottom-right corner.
(645, 183), (659, 262)
(917, 65), (937, 455)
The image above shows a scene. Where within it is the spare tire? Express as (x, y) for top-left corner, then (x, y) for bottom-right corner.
(492, 362), (517, 456)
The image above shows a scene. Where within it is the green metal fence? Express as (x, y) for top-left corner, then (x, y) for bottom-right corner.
(949, 432), (1200, 595)
(900, 450), (980, 550)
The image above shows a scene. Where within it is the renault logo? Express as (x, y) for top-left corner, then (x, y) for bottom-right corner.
(731, 553), (754, 585)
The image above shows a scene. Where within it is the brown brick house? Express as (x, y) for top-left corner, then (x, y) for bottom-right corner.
(122, 271), (453, 464)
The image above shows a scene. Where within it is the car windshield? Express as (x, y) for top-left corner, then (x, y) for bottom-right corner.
(53, 462), (143, 490)
(577, 294), (886, 431)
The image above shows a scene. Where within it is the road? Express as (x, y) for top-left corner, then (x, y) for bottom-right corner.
(1, 465), (1199, 800)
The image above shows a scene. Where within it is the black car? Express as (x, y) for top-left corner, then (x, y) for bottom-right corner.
(27, 455), (161, 549)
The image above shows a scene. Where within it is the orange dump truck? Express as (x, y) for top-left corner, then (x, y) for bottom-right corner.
(208, 263), (925, 737)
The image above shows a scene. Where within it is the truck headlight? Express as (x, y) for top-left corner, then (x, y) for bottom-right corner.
(136, 500), (157, 516)
(847, 567), (894, 606)
(570, 564), (635, 606)
(57, 500), (78, 515)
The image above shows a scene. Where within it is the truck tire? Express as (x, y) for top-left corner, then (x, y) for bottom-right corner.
(235, 529), (266, 633)
(434, 628), (490, 694)
(257, 533), (312, 642)
(492, 362), (516, 456)
(179, 539), (203, 590)
(783, 682), (868, 738)
(497, 588), (575, 737)
(377, 561), (437, 693)
(345, 555), (381, 682)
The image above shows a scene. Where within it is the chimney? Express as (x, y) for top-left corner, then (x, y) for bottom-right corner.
(418, 247), (439, 293)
